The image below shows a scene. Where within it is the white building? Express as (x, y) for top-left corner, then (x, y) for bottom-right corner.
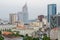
(12, 28), (36, 36)
(9, 13), (17, 24)
(0, 24), (16, 30)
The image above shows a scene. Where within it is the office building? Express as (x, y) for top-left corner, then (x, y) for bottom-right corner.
(22, 3), (28, 24)
(50, 15), (60, 28)
(9, 13), (16, 24)
(18, 12), (23, 22)
(17, 12), (24, 25)
(48, 4), (57, 22)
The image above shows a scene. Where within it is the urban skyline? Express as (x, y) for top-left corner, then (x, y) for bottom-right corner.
(17, 3), (28, 24)
(0, 0), (60, 20)
(0, 0), (60, 40)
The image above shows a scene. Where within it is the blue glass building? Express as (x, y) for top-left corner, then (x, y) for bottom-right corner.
(17, 3), (28, 24)
(48, 4), (57, 22)
(22, 3), (28, 24)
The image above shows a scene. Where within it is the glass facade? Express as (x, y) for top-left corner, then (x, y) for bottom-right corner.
(17, 3), (28, 24)
(22, 3), (28, 24)
(48, 4), (56, 22)
(18, 12), (23, 22)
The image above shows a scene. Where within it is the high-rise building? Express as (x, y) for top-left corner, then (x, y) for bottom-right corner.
(22, 3), (28, 23)
(48, 4), (57, 22)
(50, 15), (57, 28)
(50, 15), (60, 29)
(18, 12), (23, 22)
(17, 12), (24, 25)
(9, 13), (16, 24)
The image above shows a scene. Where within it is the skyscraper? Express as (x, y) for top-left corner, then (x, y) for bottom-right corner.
(22, 3), (28, 24)
(9, 13), (16, 24)
(48, 4), (57, 22)
(18, 12), (23, 21)
(18, 12), (23, 23)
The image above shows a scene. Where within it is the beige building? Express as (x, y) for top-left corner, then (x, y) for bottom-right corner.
(30, 22), (43, 27)
(9, 13), (16, 24)
(29, 18), (48, 28)
(50, 28), (60, 40)
(50, 28), (58, 40)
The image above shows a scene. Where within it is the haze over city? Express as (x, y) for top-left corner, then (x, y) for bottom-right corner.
(0, 0), (60, 20)
(0, 0), (60, 40)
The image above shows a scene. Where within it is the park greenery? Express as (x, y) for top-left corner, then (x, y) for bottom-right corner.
(23, 34), (39, 40)
(0, 31), (4, 40)
(23, 34), (50, 40)
(42, 34), (50, 40)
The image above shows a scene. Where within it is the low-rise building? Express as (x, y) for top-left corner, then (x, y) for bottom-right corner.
(50, 27), (58, 40)
(12, 28), (35, 36)
(0, 24), (16, 30)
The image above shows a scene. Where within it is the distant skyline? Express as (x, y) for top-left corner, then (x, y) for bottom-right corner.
(0, 0), (60, 20)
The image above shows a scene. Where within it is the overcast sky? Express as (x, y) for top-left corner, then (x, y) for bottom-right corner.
(0, 0), (60, 20)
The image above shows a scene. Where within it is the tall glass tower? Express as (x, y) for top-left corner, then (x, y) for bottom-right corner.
(22, 3), (28, 24)
(48, 4), (57, 22)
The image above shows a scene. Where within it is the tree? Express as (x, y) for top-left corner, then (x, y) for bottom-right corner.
(0, 31), (4, 40)
(23, 36), (33, 40)
(42, 34), (50, 40)
(0, 36), (4, 40)
(15, 31), (20, 36)
(33, 37), (39, 40)
(20, 35), (24, 37)
(23, 34), (33, 40)
(0, 31), (2, 35)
